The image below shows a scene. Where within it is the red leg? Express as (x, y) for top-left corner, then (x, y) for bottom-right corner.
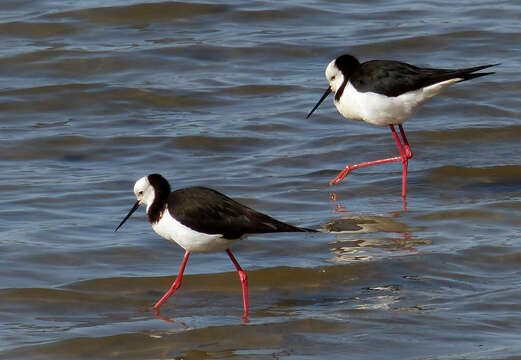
(226, 249), (249, 320)
(390, 125), (410, 207)
(398, 125), (413, 160)
(153, 251), (190, 310)
(398, 125), (412, 210)
(401, 157), (408, 211)
(329, 155), (403, 185)
(330, 124), (406, 186)
(329, 125), (412, 209)
(390, 125), (406, 160)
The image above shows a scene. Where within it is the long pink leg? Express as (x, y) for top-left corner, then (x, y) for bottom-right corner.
(226, 249), (249, 320)
(396, 125), (414, 208)
(330, 125), (412, 208)
(397, 125), (413, 210)
(389, 125), (408, 204)
(398, 125), (413, 160)
(153, 251), (190, 310)
(330, 125), (406, 185)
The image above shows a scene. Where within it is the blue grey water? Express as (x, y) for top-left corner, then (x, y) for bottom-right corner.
(0, 0), (520, 359)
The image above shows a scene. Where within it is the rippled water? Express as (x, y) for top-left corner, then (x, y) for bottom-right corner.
(1, 1), (520, 359)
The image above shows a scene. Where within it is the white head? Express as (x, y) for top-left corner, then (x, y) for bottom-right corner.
(325, 59), (344, 93)
(133, 175), (155, 209)
(307, 54), (360, 119)
(115, 174), (171, 231)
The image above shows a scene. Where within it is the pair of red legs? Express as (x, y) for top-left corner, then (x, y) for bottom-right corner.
(152, 249), (249, 321)
(330, 124), (413, 210)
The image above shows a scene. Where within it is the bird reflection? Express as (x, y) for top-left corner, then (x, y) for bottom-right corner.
(152, 308), (189, 327)
(323, 192), (431, 262)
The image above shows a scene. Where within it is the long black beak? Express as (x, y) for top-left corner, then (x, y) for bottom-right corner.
(115, 200), (140, 232)
(306, 86), (332, 119)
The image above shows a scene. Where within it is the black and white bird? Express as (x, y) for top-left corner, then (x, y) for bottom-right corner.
(307, 54), (497, 208)
(115, 173), (316, 320)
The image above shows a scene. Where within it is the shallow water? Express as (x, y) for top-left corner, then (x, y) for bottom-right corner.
(1, 0), (520, 359)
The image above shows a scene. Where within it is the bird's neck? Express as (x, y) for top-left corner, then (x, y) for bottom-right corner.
(335, 77), (348, 101)
(146, 192), (168, 224)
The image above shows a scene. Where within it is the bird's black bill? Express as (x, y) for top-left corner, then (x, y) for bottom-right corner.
(114, 200), (140, 232)
(306, 86), (332, 119)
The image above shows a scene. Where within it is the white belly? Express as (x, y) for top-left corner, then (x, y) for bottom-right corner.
(334, 79), (461, 126)
(151, 212), (237, 253)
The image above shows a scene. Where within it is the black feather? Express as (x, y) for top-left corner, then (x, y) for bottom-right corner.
(340, 58), (497, 97)
(146, 174), (171, 224)
(166, 187), (316, 239)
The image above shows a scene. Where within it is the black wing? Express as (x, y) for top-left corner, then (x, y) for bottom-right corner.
(168, 187), (316, 240)
(351, 60), (496, 97)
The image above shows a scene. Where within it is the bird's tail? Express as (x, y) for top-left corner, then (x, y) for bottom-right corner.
(298, 226), (318, 233)
(266, 219), (318, 233)
(457, 63), (499, 81)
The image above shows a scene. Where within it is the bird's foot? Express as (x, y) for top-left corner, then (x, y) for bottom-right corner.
(329, 166), (353, 185)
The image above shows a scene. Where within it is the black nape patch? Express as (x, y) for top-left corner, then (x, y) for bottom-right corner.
(335, 78), (348, 101)
(335, 54), (360, 75)
(147, 174), (171, 224)
(334, 54), (361, 101)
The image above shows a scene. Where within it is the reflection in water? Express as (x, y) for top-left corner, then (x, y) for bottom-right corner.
(353, 293), (401, 311)
(328, 191), (350, 213)
(326, 221), (432, 313)
(355, 285), (430, 312)
(322, 210), (431, 263)
(152, 308), (188, 328)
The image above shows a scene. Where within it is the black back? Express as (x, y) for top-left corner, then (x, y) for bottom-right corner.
(167, 186), (316, 239)
(337, 56), (497, 97)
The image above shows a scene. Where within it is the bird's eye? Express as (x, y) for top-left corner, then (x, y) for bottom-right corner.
(331, 75), (336, 81)
(138, 191), (143, 196)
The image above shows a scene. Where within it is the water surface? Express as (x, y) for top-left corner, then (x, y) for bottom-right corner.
(0, 1), (520, 359)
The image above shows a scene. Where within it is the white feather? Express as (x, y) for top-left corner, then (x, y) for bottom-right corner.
(152, 212), (235, 253)
(334, 79), (462, 126)
(133, 175), (237, 253)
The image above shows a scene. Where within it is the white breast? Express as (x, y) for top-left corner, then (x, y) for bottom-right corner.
(151, 211), (237, 253)
(334, 79), (461, 126)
